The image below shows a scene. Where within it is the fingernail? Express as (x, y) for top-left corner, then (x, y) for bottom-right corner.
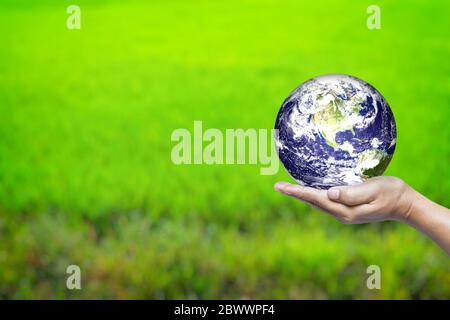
(274, 182), (288, 193)
(328, 188), (340, 200)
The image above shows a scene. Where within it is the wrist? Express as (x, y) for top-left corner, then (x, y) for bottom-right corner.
(394, 182), (417, 222)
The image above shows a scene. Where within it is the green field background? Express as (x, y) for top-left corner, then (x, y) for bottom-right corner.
(0, 0), (449, 299)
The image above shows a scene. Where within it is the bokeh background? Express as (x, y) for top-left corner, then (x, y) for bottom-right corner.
(0, 0), (449, 299)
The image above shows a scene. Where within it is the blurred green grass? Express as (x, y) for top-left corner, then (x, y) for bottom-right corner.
(0, 0), (449, 299)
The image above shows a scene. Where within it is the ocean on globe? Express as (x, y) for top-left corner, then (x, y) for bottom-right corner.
(275, 74), (396, 189)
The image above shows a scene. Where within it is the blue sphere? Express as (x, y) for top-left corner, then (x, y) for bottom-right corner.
(275, 74), (396, 189)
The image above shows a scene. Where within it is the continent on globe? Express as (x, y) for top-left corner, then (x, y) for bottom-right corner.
(274, 74), (396, 189)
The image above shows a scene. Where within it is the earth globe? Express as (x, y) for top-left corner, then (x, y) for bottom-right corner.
(275, 74), (396, 189)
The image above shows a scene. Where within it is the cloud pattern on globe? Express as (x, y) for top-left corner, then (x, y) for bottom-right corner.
(275, 74), (396, 189)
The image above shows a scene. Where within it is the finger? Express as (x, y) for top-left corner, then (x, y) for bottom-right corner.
(274, 182), (380, 224)
(327, 181), (379, 206)
(275, 182), (322, 204)
(274, 181), (291, 193)
(274, 182), (352, 218)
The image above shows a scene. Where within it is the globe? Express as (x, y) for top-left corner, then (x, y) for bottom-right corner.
(275, 74), (396, 189)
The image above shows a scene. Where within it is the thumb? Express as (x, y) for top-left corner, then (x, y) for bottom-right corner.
(327, 183), (378, 206)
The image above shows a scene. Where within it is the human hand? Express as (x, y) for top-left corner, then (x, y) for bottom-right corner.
(274, 176), (413, 224)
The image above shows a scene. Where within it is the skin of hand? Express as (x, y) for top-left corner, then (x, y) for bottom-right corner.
(274, 176), (450, 255)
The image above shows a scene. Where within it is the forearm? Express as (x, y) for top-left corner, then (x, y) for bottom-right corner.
(402, 188), (450, 255)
